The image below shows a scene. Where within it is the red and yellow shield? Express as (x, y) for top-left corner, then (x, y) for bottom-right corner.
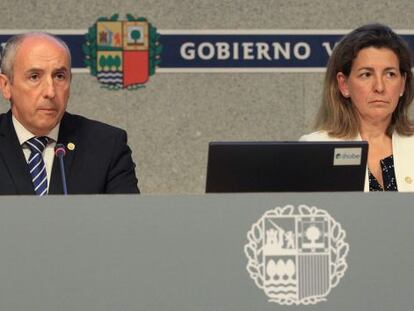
(96, 21), (149, 87)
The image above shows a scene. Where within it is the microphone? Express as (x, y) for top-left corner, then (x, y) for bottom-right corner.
(55, 144), (68, 195)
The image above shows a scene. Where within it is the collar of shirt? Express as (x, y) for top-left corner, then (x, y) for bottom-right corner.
(12, 116), (59, 145)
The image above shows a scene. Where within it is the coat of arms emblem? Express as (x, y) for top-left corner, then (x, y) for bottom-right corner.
(83, 14), (162, 90)
(244, 205), (349, 305)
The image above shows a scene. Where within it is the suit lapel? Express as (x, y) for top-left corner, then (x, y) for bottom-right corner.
(0, 111), (35, 194)
(49, 112), (78, 194)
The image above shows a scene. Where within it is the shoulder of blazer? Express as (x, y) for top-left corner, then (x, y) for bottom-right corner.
(61, 112), (125, 137)
(392, 131), (414, 191)
(299, 130), (360, 141)
(392, 131), (414, 145)
(0, 111), (13, 136)
(392, 132), (414, 167)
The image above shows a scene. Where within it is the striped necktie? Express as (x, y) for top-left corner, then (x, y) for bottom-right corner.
(26, 137), (49, 196)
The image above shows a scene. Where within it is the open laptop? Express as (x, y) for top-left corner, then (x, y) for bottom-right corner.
(205, 141), (368, 192)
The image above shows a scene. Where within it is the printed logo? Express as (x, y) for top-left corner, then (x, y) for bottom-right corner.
(83, 14), (162, 90)
(244, 205), (349, 305)
(333, 147), (362, 166)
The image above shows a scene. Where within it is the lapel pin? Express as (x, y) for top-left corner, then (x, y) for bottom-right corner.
(67, 142), (75, 151)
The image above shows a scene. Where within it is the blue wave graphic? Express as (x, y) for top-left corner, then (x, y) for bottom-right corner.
(97, 71), (123, 85)
(97, 71), (123, 78)
(98, 78), (123, 84)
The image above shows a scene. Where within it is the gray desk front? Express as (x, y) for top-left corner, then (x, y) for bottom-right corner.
(0, 193), (411, 310)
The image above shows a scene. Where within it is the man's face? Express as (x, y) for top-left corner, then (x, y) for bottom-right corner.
(0, 35), (71, 136)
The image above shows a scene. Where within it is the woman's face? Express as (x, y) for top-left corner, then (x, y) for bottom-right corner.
(337, 47), (406, 125)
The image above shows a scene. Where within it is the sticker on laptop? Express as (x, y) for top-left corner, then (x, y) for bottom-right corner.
(244, 204), (349, 305)
(333, 148), (362, 166)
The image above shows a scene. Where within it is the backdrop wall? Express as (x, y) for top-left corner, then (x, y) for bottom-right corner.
(1, 0), (413, 193)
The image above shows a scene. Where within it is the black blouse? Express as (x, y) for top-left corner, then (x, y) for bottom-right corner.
(368, 155), (398, 191)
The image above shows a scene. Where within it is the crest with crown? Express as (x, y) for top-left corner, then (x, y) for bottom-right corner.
(245, 204), (349, 305)
(83, 14), (162, 90)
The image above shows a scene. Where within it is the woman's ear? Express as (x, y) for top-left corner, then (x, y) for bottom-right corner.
(337, 72), (350, 98)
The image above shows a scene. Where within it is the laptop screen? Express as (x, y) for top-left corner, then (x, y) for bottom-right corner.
(205, 141), (368, 193)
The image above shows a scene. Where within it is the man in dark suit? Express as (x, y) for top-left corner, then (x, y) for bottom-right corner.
(0, 32), (139, 195)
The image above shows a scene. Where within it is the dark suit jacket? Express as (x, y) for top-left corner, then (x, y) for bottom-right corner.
(0, 111), (139, 194)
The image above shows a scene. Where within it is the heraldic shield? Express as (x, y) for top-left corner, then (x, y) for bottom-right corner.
(244, 205), (349, 305)
(84, 14), (162, 90)
(96, 20), (149, 87)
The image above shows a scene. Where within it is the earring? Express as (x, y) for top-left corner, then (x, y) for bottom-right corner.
(400, 93), (404, 97)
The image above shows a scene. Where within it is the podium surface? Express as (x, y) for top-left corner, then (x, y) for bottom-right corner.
(0, 193), (412, 311)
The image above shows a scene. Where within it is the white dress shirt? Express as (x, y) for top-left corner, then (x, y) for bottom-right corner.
(12, 116), (60, 192)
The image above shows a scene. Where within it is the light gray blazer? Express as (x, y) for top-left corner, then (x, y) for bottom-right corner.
(300, 131), (414, 192)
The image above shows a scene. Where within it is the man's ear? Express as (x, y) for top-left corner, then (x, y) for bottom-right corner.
(336, 72), (350, 98)
(0, 74), (12, 100)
